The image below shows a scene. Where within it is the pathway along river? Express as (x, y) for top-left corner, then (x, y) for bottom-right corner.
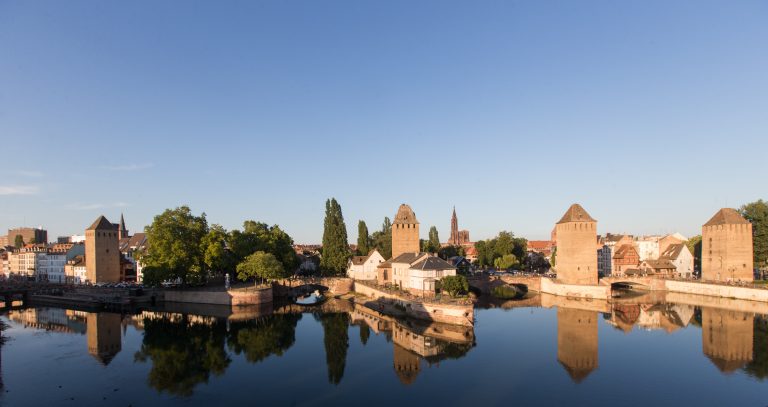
(1, 291), (767, 406)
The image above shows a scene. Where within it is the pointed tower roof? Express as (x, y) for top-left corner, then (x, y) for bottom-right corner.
(703, 208), (750, 226)
(394, 204), (419, 224)
(557, 204), (596, 224)
(119, 213), (126, 231)
(87, 215), (116, 231)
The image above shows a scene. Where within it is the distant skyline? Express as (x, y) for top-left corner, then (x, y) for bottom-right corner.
(1, 1), (766, 243)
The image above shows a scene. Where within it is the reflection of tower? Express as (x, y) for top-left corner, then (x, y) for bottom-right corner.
(554, 204), (598, 285)
(557, 308), (599, 383)
(391, 204), (420, 259)
(393, 344), (421, 385)
(87, 313), (122, 365)
(702, 308), (753, 373)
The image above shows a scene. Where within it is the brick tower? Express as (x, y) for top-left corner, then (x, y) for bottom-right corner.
(702, 208), (754, 282)
(85, 215), (121, 283)
(554, 204), (598, 285)
(557, 307), (598, 383)
(391, 204), (420, 259)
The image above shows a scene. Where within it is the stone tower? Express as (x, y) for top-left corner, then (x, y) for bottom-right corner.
(391, 204), (420, 259)
(557, 308), (598, 383)
(449, 207), (459, 245)
(554, 204), (598, 285)
(702, 208), (754, 282)
(701, 308), (753, 373)
(85, 215), (121, 283)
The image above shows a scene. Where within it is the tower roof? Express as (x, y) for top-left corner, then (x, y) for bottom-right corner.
(119, 213), (127, 231)
(703, 208), (750, 226)
(557, 204), (596, 224)
(87, 216), (117, 231)
(394, 204), (419, 224)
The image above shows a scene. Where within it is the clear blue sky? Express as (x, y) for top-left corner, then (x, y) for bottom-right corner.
(1, 1), (766, 243)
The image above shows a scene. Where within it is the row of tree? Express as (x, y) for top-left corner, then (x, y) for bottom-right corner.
(140, 206), (297, 286)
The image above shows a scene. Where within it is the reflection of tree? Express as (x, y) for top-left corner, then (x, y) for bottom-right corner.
(745, 315), (768, 379)
(228, 314), (302, 363)
(134, 315), (230, 397)
(319, 313), (349, 385)
(359, 323), (370, 346)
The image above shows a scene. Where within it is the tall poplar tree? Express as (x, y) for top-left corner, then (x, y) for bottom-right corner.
(741, 199), (768, 270)
(357, 221), (370, 255)
(372, 217), (392, 259)
(320, 198), (350, 276)
(428, 226), (440, 252)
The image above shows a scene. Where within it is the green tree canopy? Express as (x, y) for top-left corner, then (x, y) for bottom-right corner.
(13, 235), (24, 249)
(473, 231), (527, 268)
(143, 206), (209, 285)
(228, 221), (298, 273)
(494, 254), (519, 270)
(357, 220), (371, 255)
(201, 225), (236, 275)
(686, 235), (703, 272)
(371, 217), (392, 259)
(320, 198), (350, 276)
(741, 199), (768, 270)
(441, 275), (468, 297)
(428, 226), (440, 252)
(237, 251), (287, 284)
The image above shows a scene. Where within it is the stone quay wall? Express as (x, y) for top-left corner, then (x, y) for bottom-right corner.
(664, 280), (768, 303)
(353, 282), (474, 326)
(165, 287), (273, 306)
(540, 278), (611, 300)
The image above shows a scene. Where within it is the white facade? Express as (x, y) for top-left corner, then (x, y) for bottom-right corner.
(408, 267), (456, 292)
(635, 236), (661, 261)
(70, 235), (86, 243)
(37, 252), (66, 283)
(9, 251), (38, 278)
(346, 250), (385, 280)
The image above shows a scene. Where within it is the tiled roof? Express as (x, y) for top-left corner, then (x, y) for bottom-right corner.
(704, 208), (750, 226)
(411, 256), (456, 271)
(659, 243), (687, 260)
(613, 244), (638, 259)
(393, 204), (419, 224)
(391, 252), (428, 265)
(557, 204), (596, 224)
(87, 216), (117, 231)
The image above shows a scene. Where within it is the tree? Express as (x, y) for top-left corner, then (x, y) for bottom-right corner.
(371, 217), (392, 259)
(494, 254), (519, 270)
(441, 275), (468, 297)
(359, 324), (370, 346)
(741, 199), (768, 271)
(356, 221), (370, 255)
(551, 246), (557, 268)
(143, 206), (209, 285)
(237, 252), (287, 285)
(429, 226), (440, 251)
(439, 245), (460, 259)
(229, 221), (298, 273)
(13, 235), (24, 249)
(686, 235), (702, 273)
(201, 225), (235, 276)
(320, 198), (350, 276)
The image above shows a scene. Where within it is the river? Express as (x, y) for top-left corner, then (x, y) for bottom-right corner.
(1, 292), (766, 406)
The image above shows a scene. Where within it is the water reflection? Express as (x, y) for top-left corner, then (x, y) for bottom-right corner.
(557, 308), (598, 383)
(133, 314), (230, 396)
(702, 308), (753, 373)
(3, 291), (768, 401)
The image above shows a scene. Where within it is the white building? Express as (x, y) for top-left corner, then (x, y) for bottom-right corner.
(659, 243), (695, 279)
(390, 252), (457, 296)
(70, 235), (86, 244)
(635, 236), (661, 261)
(37, 251), (66, 283)
(346, 249), (385, 280)
(65, 255), (87, 284)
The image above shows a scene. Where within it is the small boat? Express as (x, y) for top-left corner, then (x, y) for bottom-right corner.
(295, 290), (325, 306)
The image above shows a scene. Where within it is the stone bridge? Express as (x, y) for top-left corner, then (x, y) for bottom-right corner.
(599, 276), (667, 291)
(468, 275), (543, 295)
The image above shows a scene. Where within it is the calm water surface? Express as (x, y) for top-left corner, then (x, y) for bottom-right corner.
(1, 293), (767, 406)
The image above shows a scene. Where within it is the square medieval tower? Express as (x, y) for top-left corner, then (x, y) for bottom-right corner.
(391, 204), (420, 259)
(554, 204), (598, 285)
(702, 208), (754, 282)
(85, 215), (121, 283)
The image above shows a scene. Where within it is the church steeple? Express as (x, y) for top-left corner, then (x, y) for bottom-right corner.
(118, 213), (129, 240)
(449, 206), (459, 245)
